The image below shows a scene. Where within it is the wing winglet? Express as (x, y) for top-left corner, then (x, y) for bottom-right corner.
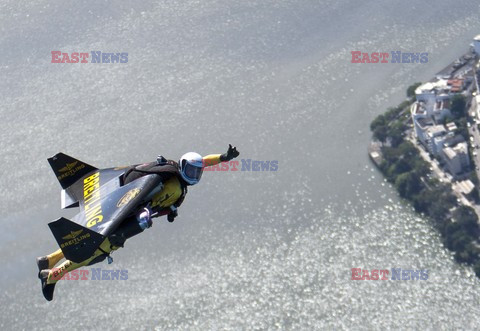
(48, 153), (97, 190)
(48, 217), (105, 263)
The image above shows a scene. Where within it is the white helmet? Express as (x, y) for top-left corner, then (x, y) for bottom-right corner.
(179, 152), (203, 185)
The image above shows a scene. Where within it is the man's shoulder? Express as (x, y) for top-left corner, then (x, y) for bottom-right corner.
(145, 160), (180, 175)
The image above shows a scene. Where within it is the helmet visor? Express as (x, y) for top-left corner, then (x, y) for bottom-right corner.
(184, 163), (203, 182)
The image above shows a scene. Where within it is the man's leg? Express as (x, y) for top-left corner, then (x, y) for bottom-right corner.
(40, 255), (96, 301)
(47, 257), (94, 284)
(36, 249), (65, 275)
(39, 240), (121, 301)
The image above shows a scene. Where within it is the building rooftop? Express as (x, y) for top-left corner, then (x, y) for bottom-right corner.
(434, 99), (450, 111)
(445, 122), (457, 132)
(415, 80), (449, 95)
(426, 125), (447, 138)
(457, 180), (475, 195)
(412, 102), (427, 115)
(453, 142), (468, 154)
(444, 133), (464, 147)
(444, 147), (456, 160)
(416, 117), (433, 129)
(447, 79), (464, 87)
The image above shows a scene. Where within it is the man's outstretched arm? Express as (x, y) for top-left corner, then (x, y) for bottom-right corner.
(203, 144), (240, 166)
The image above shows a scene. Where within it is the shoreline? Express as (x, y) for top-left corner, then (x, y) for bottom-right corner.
(369, 36), (480, 277)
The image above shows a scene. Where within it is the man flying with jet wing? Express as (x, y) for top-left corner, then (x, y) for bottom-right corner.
(37, 144), (239, 301)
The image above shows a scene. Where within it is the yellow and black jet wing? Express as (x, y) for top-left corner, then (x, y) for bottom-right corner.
(74, 172), (162, 235)
(48, 172), (162, 263)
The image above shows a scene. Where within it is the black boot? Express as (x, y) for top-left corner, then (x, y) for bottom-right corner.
(36, 256), (49, 279)
(39, 270), (55, 301)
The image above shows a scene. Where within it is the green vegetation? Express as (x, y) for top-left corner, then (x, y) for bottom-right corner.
(455, 117), (469, 142)
(407, 82), (422, 98)
(450, 94), (467, 118)
(370, 90), (480, 278)
(370, 100), (411, 147)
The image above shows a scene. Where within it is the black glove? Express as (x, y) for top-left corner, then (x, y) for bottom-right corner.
(220, 144), (240, 162)
(167, 209), (178, 223)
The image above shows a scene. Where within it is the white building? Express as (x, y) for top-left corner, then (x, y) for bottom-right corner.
(411, 93), (451, 133)
(432, 135), (447, 157)
(457, 180), (475, 196)
(432, 99), (451, 122)
(415, 80), (449, 103)
(445, 122), (457, 132)
(413, 117), (434, 146)
(411, 102), (431, 143)
(443, 142), (470, 177)
(425, 125), (447, 154)
(475, 95), (480, 120)
(473, 34), (480, 55)
(432, 132), (463, 159)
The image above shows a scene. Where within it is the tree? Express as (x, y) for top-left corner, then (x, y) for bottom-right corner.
(428, 199), (451, 227)
(450, 94), (467, 118)
(388, 121), (406, 147)
(456, 242), (480, 264)
(385, 107), (399, 121)
(412, 159), (430, 177)
(382, 146), (401, 163)
(373, 125), (388, 143)
(444, 225), (473, 252)
(397, 141), (418, 158)
(407, 82), (422, 98)
(454, 117), (469, 141)
(474, 261), (480, 278)
(412, 184), (455, 217)
(453, 206), (479, 235)
(395, 172), (422, 198)
(397, 100), (412, 111)
(370, 114), (386, 132)
(395, 158), (412, 174)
